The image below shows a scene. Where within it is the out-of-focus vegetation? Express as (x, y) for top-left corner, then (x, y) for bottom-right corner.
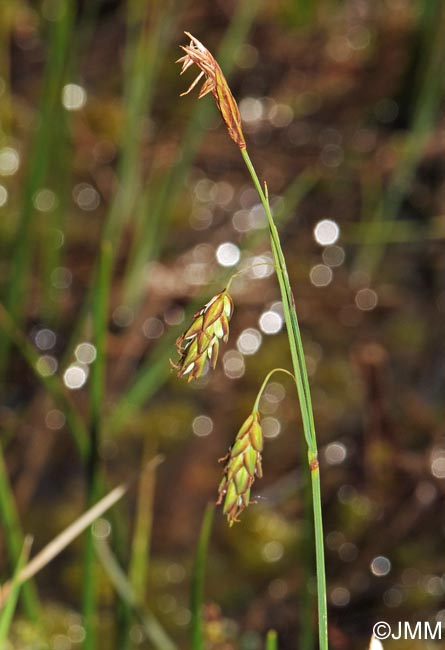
(1, 1), (445, 649)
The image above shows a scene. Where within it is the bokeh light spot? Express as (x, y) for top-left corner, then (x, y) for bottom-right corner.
(36, 355), (58, 377)
(310, 264), (333, 287)
(355, 288), (378, 311)
(0, 147), (20, 176)
(63, 365), (87, 390)
(324, 442), (347, 465)
(192, 415), (213, 437)
(75, 342), (97, 365)
(330, 586), (350, 606)
(35, 328), (56, 351)
(262, 541), (284, 562)
(259, 311), (283, 334)
(62, 83), (87, 111)
(142, 317), (164, 339)
(0, 185), (8, 206)
(223, 350), (245, 379)
(322, 245), (345, 267)
(237, 328), (262, 355)
(262, 417), (281, 439)
(216, 242), (240, 267)
(314, 219), (340, 246)
(45, 409), (66, 430)
(370, 555), (391, 577)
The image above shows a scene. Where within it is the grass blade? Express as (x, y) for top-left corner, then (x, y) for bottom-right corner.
(0, 450), (39, 619)
(94, 536), (177, 650)
(103, 0), (178, 244)
(352, 0), (445, 278)
(90, 239), (112, 470)
(0, 536), (33, 637)
(128, 440), (158, 604)
(265, 629), (278, 650)
(82, 239), (113, 650)
(0, 468), (142, 608)
(191, 504), (215, 650)
(0, 0), (75, 384)
(0, 303), (89, 458)
(122, 0), (262, 306)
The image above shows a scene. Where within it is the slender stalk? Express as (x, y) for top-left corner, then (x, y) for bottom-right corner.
(253, 368), (295, 412)
(240, 148), (328, 650)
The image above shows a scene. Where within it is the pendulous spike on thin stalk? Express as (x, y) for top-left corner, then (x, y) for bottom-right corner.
(217, 411), (263, 526)
(171, 289), (234, 381)
(177, 32), (246, 149)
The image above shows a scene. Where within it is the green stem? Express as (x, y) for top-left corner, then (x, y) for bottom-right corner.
(253, 368), (295, 412)
(225, 261), (275, 291)
(240, 148), (328, 650)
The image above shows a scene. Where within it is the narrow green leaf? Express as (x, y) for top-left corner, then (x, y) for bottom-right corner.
(129, 440), (158, 604)
(0, 0), (75, 384)
(0, 470), (139, 608)
(191, 504), (215, 650)
(0, 303), (89, 459)
(265, 629), (278, 650)
(122, 0), (262, 307)
(0, 448), (40, 618)
(0, 536), (33, 641)
(94, 536), (177, 650)
(83, 239), (112, 650)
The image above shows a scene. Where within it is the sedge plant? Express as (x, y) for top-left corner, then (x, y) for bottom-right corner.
(172, 33), (328, 649)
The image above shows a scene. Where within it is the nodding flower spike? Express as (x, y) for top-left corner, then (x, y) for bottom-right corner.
(217, 411), (264, 526)
(171, 290), (234, 382)
(177, 32), (246, 150)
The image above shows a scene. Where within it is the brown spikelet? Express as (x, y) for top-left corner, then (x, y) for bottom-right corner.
(177, 32), (246, 149)
(217, 411), (264, 526)
(171, 290), (234, 381)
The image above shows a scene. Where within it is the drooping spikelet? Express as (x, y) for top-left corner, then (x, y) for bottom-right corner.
(177, 32), (246, 150)
(217, 411), (264, 526)
(171, 289), (234, 381)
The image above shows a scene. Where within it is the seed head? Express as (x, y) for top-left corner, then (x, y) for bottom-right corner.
(177, 32), (246, 149)
(217, 411), (263, 526)
(171, 289), (234, 381)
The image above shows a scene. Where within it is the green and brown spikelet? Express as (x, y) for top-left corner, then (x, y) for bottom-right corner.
(217, 411), (264, 526)
(171, 289), (234, 381)
(177, 32), (246, 149)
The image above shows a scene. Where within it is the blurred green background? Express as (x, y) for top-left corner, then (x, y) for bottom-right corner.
(1, 0), (445, 649)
